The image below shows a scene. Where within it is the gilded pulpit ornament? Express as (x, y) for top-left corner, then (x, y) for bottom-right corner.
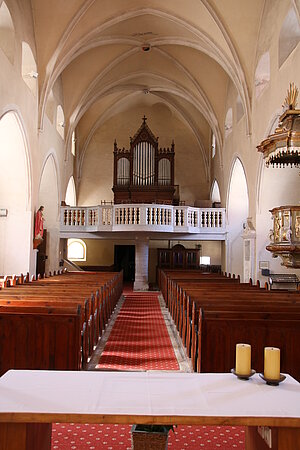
(257, 84), (300, 268)
(257, 82), (300, 168)
(267, 206), (300, 268)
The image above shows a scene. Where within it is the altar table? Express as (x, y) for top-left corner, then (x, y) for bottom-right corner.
(0, 370), (300, 449)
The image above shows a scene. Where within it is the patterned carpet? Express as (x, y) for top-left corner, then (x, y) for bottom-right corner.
(96, 292), (179, 371)
(52, 290), (245, 449)
(52, 423), (245, 449)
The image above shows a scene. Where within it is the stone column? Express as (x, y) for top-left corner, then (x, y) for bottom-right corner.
(134, 237), (149, 291)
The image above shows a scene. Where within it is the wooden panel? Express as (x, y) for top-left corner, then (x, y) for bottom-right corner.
(26, 423), (52, 450)
(0, 423), (51, 450)
(0, 313), (80, 375)
(0, 423), (27, 450)
(278, 427), (300, 449)
(246, 426), (300, 450)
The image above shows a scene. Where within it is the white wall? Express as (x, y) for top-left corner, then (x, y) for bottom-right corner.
(0, 111), (32, 275)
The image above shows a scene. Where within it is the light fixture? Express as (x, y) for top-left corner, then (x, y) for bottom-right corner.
(257, 83), (300, 168)
(141, 44), (151, 52)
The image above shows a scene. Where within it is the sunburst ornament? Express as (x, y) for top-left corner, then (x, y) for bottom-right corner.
(282, 82), (298, 111)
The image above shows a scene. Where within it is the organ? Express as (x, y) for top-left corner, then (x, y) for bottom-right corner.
(112, 116), (175, 204)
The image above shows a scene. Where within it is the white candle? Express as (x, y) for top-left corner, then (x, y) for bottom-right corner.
(235, 343), (251, 375)
(264, 347), (280, 380)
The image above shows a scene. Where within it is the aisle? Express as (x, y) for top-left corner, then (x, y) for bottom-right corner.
(52, 289), (245, 450)
(96, 291), (179, 371)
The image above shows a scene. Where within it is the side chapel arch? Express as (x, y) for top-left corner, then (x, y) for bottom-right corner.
(226, 157), (249, 278)
(0, 110), (32, 275)
(38, 152), (60, 273)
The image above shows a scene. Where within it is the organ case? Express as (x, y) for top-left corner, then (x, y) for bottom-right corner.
(112, 117), (175, 204)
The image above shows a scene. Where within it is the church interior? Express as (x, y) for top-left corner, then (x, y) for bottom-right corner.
(0, 1), (300, 449)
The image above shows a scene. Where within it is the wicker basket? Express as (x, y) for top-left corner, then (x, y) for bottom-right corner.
(131, 425), (169, 450)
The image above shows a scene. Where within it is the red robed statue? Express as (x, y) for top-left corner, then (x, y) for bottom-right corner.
(33, 206), (45, 249)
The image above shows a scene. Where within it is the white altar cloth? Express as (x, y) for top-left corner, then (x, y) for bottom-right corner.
(0, 371), (300, 421)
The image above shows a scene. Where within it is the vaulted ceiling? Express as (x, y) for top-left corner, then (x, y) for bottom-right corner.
(32, 0), (266, 162)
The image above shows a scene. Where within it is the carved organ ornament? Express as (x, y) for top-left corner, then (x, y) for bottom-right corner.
(112, 116), (175, 204)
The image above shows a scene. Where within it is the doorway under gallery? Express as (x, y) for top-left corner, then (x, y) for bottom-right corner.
(114, 245), (135, 282)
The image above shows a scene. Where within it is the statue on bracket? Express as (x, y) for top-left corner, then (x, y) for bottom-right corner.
(33, 205), (45, 249)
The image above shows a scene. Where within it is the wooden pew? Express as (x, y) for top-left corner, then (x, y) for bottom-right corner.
(159, 269), (300, 381)
(197, 308), (300, 380)
(0, 270), (123, 375)
(0, 304), (83, 375)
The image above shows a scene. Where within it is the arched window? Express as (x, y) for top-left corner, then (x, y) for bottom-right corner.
(65, 176), (76, 206)
(225, 108), (233, 137)
(279, 8), (300, 67)
(0, 2), (15, 64)
(67, 239), (86, 261)
(71, 131), (76, 156)
(21, 41), (37, 95)
(56, 105), (65, 139)
(255, 52), (270, 98)
(211, 179), (221, 204)
(211, 133), (216, 159)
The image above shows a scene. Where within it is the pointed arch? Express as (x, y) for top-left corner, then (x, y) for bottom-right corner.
(0, 110), (32, 274)
(211, 179), (221, 204)
(226, 157), (249, 278)
(65, 176), (76, 206)
(0, 1), (15, 64)
(38, 151), (60, 273)
(39, 151), (61, 221)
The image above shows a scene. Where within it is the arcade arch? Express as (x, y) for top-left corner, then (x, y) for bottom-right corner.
(0, 111), (32, 275)
(38, 153), (60, 273)
(226, 157), (249, 278)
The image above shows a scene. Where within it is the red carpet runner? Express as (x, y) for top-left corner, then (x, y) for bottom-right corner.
(96, 292), (179, 371)
(52, 290), (245, 449)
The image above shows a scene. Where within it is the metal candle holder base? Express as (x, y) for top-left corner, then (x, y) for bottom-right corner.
(259, 373), (286, 386)
(231, 368), (256, 380)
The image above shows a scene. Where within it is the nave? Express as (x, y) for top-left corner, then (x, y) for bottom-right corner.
(52, 285), (245, 450)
